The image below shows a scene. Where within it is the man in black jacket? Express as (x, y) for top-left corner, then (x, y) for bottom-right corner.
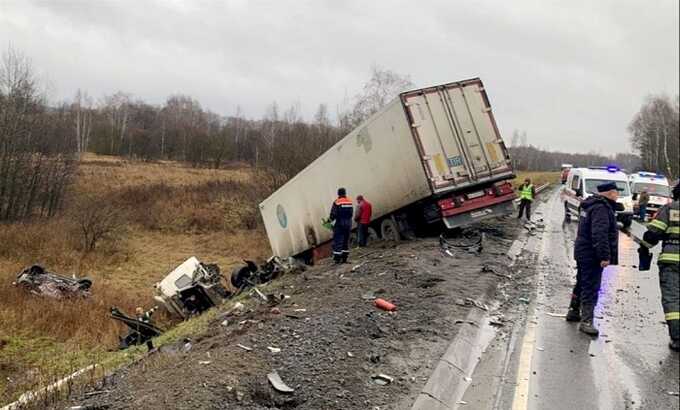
(566, 182), (619, 336)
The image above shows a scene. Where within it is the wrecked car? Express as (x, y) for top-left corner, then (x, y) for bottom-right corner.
(15, 265), (93, 299)
(110, 306), (163, 350)
(230, 256), (304, 289)
(154, 257), (232, 319)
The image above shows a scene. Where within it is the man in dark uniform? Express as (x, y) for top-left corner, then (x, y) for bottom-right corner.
(329, 187), (353, 264)
(638, 180), (680, 351)
(567, 182), (619, 336)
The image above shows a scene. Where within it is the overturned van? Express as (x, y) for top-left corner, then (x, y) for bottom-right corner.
(154, 257), (232, 319)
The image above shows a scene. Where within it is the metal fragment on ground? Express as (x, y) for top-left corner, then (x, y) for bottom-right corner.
(236, 344), (252, 351)
(371, 374), (394, 385)
(268, 371), (295, 393)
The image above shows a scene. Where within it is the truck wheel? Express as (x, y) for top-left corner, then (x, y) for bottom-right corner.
(367, 227), (379, 243)
(564, 202), (571, 222)
(381, 218), (400, 241)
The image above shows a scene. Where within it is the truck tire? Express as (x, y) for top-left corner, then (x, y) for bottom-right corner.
(381, 218), (400, 241)
(564, 202), (571, 222)
(622, 216), (633, 229)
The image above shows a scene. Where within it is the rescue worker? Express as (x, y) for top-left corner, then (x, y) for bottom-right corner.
(355, 195), (373, 247)
(517, 178), (535, 221)
(136, 305), (158, 324)
(638, 180), (680, 351)
(566, 182), (619, 336)
(329, 187), (353, 264)
(637, 189), (649, 222)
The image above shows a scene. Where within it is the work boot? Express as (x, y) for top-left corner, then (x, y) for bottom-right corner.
(668, 320), (679, 352)
(579, 320), (599, 337)
(670, 340), (680, 352)
(566, 298), (581, 322)
(566, 309), (581, 322)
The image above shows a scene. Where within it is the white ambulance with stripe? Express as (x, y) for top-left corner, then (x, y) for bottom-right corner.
(629, 171), (672, 218)
(561, 166), (634, 227)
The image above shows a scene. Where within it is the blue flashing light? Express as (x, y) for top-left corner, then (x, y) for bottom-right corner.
(606, 165), (619, 173)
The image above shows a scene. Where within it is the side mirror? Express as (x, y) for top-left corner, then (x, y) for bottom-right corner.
(632, 193), (638, 200)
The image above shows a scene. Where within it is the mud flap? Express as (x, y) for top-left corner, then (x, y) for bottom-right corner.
(442, 200), (515, 229)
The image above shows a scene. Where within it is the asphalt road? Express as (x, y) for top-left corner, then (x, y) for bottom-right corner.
(463, 189), (679, 409)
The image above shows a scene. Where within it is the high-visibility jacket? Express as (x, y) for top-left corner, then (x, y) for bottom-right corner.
(330, 196), (353, 229)
(642, 199), (680, 264)
(519, 184), (534, 201)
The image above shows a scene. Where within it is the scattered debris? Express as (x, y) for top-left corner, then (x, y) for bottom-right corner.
(518, 297), (531, 304)
(374, 298), (397, 312)
(236, 344), (253, 352)
(537, 347), (545, 351)
(293, 308), (307, 313)
(463, 376), (472, 382)
(267, 346), (281, 353)
(198, 361), (211, 365)
(362, 292), (376, 300)
(544, 312), (566, 318)
(489, 320), (504, 327)
(268, 371), (295, 393)
(14, 265), (92, 299)
(668, 391), (679, 396)
(465, 298), (489, 311)
(456, 400), (468, 405)
(351, 262), (366, 272)
(347, 352), (354, 358)
(371, 374), (394, 385)
(270, 307), (281, 314)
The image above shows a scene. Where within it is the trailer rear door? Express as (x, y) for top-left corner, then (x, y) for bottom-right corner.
(401, 78), (512, 194)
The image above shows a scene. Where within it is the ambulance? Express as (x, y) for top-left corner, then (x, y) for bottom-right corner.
(628, 171), (672, 218)
(562, 166), (634, 227)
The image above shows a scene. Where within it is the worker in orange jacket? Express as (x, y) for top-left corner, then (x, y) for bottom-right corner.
(329, 188), (353, 263)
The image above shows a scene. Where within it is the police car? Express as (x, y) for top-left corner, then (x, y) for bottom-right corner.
(628, 171), (672, 217)
(561, 166), (634, 227)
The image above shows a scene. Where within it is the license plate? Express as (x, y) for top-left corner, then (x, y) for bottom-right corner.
(467, 191), (485, 199)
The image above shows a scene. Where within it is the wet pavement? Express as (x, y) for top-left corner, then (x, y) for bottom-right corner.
(463, 190), (679, 409)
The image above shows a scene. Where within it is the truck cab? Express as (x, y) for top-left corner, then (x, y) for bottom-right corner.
(561, 166), (634, 227)
(628, 172), (672, 218)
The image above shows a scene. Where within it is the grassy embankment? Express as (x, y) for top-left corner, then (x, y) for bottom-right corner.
(0, 154), (271, 404)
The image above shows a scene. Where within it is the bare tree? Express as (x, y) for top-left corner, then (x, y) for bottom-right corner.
(72, 89), (93, 158)
(629, 94), (679, 179)
(346, 65), (414, 128)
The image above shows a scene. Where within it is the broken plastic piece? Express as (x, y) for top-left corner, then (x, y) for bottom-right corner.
(371, 374), (394, 385)
(267, 346), (281, 353)
(236, 344), (253, 351)
(374, 298), (396, 311)
(268, 371), (295, 393)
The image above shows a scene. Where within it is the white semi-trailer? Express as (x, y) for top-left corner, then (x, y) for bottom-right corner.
(259, 78), (516, 259)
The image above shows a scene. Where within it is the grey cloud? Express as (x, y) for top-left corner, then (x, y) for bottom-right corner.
(0, 0), (677, 154)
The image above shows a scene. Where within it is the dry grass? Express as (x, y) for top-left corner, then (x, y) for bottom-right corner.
(513, 171), (560, 189)
(0, 155), (271, 404)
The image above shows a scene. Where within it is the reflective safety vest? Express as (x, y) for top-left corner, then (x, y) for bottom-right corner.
(642, 199), (680, 264)
(520, 184), (534, 201)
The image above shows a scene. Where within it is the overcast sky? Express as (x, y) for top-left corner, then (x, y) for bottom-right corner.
(1, 1), (678, 154)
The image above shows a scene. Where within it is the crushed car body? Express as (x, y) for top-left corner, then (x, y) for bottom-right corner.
(154, 257), (232, 319)
(15, 265), (93, 299)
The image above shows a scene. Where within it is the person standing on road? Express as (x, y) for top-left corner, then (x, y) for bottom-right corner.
(355, 195), (373, 247)
(566, 182), (619, 336)
(637, 190), (649, 222)
(517, 178), (535, 221)
(329, 187), (353, 264)
(638, 180), (680, 351)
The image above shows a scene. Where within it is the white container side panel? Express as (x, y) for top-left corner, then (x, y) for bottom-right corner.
(260, 100), (431, 258)
(402, 80), (513, 194)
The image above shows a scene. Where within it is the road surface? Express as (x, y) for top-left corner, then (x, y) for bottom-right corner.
(463, 189), (679, 409)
